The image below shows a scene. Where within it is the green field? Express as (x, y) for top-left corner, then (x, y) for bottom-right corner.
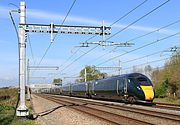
(0, 87), (38, 125)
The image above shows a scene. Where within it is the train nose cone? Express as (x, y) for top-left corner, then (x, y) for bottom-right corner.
(141, 86), (154, 101)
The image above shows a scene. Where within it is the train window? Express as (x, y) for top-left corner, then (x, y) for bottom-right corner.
(137, 77), (147, 82)
(136, 77), (151, 86)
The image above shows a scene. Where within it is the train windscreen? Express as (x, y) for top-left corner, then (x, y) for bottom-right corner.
(128, 75), (152, 86)
(136, 77), (152, 86)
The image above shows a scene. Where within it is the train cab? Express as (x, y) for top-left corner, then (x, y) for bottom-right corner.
(127, 73), (154, 102)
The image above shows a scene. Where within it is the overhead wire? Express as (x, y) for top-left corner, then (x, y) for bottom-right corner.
(81, 0), (171, 68)
(110, 0), (148, 26)
(9, 11), (20, 86)
(68, 45), (179, 77)
(31, 0), (78, 81)
(36, 0), (77, 67)
(27, 33), (36, 65)
(59, 34), (98, 69)
(58, 0), (149, 73)
(95, 0), (171, 67)
(151, 61), (180, 71)
(106, 57), (170, 75)
(8, 3), (19, 9)
(37, 42), (53, 66)
(53, 0), (77, 41)
(70, 40), (180, 78)
(97, 31), (180, 66)
(121, 50), (166, 64)
(7, 1), (179, 85)
(59, 47), (81, 68)
(122, 57), (170, 71)
(126, 19), (180, 42)
(61, 0), (171, 75)
(8, 5), (21, 118)
(108, 58), (180, 73)
(9, 3), (36, 66)
(91, 19), (180, 64)
(60, 45), (99, 73)
(106, 0), (170, 41)
(9, 12), (19, 46)
(119, 52), (180, 73)
(13, 18), (35, 65)
(120, 44), (180, 64)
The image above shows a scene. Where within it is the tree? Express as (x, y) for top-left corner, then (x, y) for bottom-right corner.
(155, 79), (168, 98)
(79, 66), (107, 82)
(151, 51), (180, 98)
(53, 78), (62, 86)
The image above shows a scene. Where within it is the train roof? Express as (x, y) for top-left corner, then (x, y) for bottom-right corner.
(99, 73), (146, 80)
(62, 73), (147, 86)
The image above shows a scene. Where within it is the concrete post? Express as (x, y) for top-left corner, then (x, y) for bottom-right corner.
(16, 1), (29, 116)
(27, 59), (30, 100)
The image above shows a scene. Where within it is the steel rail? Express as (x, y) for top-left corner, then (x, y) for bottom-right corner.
(41, 94), (180, 123)
(39, 94), (153, 125)
(154, 102), (180, 111)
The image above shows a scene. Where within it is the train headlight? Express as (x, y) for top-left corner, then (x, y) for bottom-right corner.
(137, 86), (141, 90)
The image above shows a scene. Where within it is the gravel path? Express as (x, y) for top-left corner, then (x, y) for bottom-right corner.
(31, 94), (112, 125)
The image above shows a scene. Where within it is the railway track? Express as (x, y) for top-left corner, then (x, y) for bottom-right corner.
(44, 95), (180, 121)
(154, 102), (180, 111)
(36, 94), (180, 125)
(37, 94), (153, 125)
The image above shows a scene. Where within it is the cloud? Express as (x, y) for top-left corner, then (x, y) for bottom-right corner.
(1, 6), (178, 35)
(27, 8), (101, 25)
(27, 9), (177, 34)
(27, 9), (178, 35)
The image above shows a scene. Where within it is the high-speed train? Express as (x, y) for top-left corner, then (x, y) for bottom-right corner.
(46, 73), (154, 103)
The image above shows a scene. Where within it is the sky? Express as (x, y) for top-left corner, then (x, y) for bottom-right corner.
(0, 0), (180, 87)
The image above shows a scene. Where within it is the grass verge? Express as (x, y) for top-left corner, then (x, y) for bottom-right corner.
(0, 87), (38, 125)
(154, 97), (180, 104)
